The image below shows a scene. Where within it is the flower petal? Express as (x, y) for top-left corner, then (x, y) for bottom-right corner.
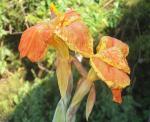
(62, 9), (81, 26)
(54, 10), (93, 58)
(111, 88), (122, 104)
(86, 84), (96, 121)
(97, 47), (130, 74)
(18, 22), (53, 62)
(97, 36), (129, 57)
(90, 56), (130, 89)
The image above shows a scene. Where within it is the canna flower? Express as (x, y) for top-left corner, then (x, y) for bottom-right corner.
(18, 3), (131, 121)
(70, 36), (130, 120)
(90, 36), (130, 103)
(18, 4), (93, 98)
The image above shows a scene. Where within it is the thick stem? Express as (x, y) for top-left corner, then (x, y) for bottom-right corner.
(52, 37), (72, 122)
(70, 56), (87, 78)
(52, 68), (73, 122)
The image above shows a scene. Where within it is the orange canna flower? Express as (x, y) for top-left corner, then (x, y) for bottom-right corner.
(71, 36), (130, 109)
(19, 8), (93, 62)
(90, 36), (130, 103)
(18, 4), (131, 120)
(18, 5), (93, 98)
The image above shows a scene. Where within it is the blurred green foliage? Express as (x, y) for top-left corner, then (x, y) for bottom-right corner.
(0, 0), (150, 122)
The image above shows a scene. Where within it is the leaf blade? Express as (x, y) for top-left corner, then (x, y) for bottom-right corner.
(86, 84), (96, 121)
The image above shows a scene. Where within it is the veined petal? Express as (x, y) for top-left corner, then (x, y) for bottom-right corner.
(55, 21), (93, 57)
(111, 88), (122, 104)
(97, 47), (130, 74)
(18, 22), (53, 62)
(90, 56), (130, 89)
(86, 84), (96, 121)
(97, 36), (129, 57)
(62, 9), (81, 26)
(54, 10), (93, 58)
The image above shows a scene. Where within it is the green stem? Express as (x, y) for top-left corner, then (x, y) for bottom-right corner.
(52, 37), (72, 122)
(52, 73), (73, 122)
(66, 68), (98, 122)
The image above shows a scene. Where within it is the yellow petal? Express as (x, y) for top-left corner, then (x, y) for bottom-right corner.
(54, 39), (71, 98)
(90, 56), (130, 89)
(50, 3), (60, 17)
(97, 36), (129, 57)
(86, 84), (96, 121)
(97, 47), (130, 74)
(56, 56), (72, 98)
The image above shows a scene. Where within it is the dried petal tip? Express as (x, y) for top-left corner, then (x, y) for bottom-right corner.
(50, 3), (59, 17)
(111, 89), (122, 104)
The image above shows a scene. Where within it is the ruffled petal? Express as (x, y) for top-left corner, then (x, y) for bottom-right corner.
(97, 36), (129, 57)
(54, 10), (93, 58)
(90, 56), (130, 89)
(97, 47), (130, 74)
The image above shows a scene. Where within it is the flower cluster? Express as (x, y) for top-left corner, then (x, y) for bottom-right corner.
(18, 4), (130, 121)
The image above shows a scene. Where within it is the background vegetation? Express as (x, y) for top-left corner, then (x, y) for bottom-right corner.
(0, 0), (150, 122)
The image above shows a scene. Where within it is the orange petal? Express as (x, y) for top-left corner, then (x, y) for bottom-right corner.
(97, 47), (130, 74)
(54, 10), (93, 58)
(55, 21), (93, 57)
(111, 88), (122, 104)
(90, 56), (130, 89)
(86, 84), (96, 121)
(18, 22), (53, 62)
(97, 36), (129, 57)
(62, 9), (81, 26)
